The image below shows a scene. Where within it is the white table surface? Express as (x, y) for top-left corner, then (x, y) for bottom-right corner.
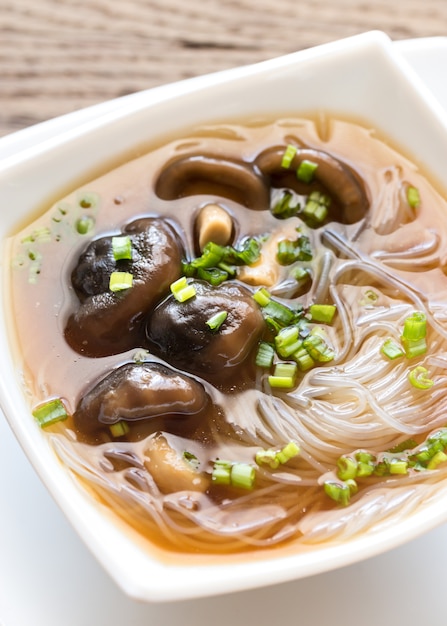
(1, 37), (447, 626)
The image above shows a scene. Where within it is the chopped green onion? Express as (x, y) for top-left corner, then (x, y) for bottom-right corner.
(381, 338), (404, 360)
(374, 458), (391, 476)
(402, 336), (427, 359)
(360, 289), (379, 306)
(275, 441), (300, 464)
(76, 216), (95, 235)
(255, 448), (280, 469)
(302, 332), (335, 362)
(408, 365), (434, 389)
(277, 239), (301, 265)
(110, 421), (130, 437)
(112, 235), (132, 261)
(337, 455), (358, 481)
(170, 276), (196, 302)
(271, 191), (300, 219)
(303, 191), (330, 224)
(297, 159), (318, 183)
(268, 375), (296, 389)
(276, 235), (312, 266)
(217, 261), (237, 276)
(230, 463), (256, 490)
(293, 348), (315, 371)
(427, 429), (447, 449)
(263, 300), (297, 326)
(389, 458), (408, 475)
(297, 234), (312, 261)
(275, 326), (301, 358)
(256, 441), (300, 469)
(182, 238), (260, 286)
(109, 271), (133, 292)
(414, 446), (434, 464)
(402, 311), (427, 341)
(268, 362), (297, 388)
(309, 304), (336, 324)
(272, 362), (297, 378)
(183, 451), (200, 471)
(355, 451), (376, 477)
(407, 186), (420, 208)
(191, 241), (225, 269)
(211, 460), (232, 486)
(324, 480), (352, 506)
(211, 460), (255, 490)
(197, 267), (228, 285)
(387, 438), (417, 453)
(33, 398), (68, 428)
(206, 310), (228, 331)
(281, 144), (297, 169)
(252, 287), (272, 307)
(427, 450), (447, 470)
(255, 341), (275, 368)
(346, 478), (358, 496)
(21, 227), (52, 244)
(234, 238), (261, 265)
(291, 266), (310, 282)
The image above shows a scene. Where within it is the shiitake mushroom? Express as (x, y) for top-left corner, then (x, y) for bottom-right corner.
(65, 217), (183, 357)
(145, 280), (265, 387)
(73, 361), (214, 444)
(153, 147), (369, 224)
(255, 146), (369, 224)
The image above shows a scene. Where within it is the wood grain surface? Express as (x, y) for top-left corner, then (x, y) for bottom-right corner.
(1, 0), (446, 138)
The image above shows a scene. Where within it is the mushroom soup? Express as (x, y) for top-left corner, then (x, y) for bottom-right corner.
(8, 116), (447, 555)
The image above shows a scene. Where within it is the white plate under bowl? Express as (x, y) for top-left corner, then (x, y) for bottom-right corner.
(2, 31), (447, 605)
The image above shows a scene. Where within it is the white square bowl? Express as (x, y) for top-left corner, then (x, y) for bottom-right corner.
(2, 31), (447, 602)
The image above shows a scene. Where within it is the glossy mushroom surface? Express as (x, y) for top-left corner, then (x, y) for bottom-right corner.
(73, 361), (213, 443)
(255, 146), (369, 223)
(65, 217), (184, 357)
(146, 281), (265, 386)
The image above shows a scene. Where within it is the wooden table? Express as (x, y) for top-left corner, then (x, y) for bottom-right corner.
(1, 0), (446, 138)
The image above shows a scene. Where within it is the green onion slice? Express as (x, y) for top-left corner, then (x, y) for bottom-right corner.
(275, 441), (300, 464)
(183, 451), (200, 471)
(324, 480), (352, 506)
(211, 460), (232, 486)
(381, 338), (405, 360)
(407, 186), (420, 208)
(252, 287), (272, 307)
(337, 455), (358, 481)
(402, 311), (427, 341)
(408, 365), (434, 389)
(112, 235), (132, 261)
(170, 276), (196, 302)
(255, 341), (275, 368)
(109, 271), (133, 292)
(268, 362), (297, 389)
(309, 304), (336, 324)
(206, 310), (227, 331)
(271, 191), (300, 219)
(33, 398), (68, 428)
(297, 159), (318, 183)
(110, 421), (130, 437)
(230, 463), (256, 490)
(303, 191), (330, 224)
(402, 336), (427, 359)
(211, 460), (255, 490)
(281, 144), (297, 169)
